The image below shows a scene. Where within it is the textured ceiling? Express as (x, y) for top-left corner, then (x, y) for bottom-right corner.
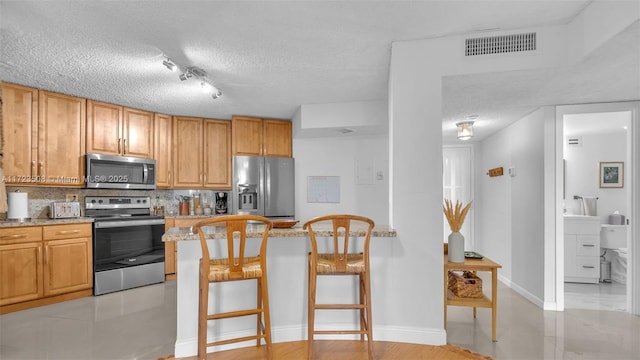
(1, 1), (638, 142)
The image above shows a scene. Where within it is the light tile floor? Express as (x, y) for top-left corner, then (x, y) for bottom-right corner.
(1, 280), (639, 359)
(565, 281), (627, 312)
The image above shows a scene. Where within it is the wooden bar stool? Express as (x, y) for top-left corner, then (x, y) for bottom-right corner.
(193, 215), (273, 360)
(303, 214), (376, 360)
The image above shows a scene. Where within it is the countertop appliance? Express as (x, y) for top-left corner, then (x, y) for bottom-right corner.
(85, 153), (156, 190)
(85, 195), (165, 295)
(232, 156), (294, 219)
(49, 201), (81, 219)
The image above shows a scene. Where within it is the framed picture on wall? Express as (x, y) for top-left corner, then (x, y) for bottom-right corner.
(599, 161), (624, 188)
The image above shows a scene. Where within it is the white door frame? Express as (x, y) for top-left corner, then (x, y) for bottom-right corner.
(553, 101), (639, 314)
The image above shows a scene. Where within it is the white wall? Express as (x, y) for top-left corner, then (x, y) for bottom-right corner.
(563, 130), (629, 222)
(388, 3), (639, 341)
(292, 134), (389, 225)
(388, 23), (574, 343)
(478, 107), (552, 305)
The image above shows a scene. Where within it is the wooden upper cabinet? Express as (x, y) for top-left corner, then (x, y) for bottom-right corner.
(172, 116), (203, 188)
(153, 113), (173, 188)
(2, 85), (85, 186)
(232, 116), (263, 156)
(172, 117), (232, 189)
(86, 100), (153, 158)
(122, 107), (154, 158)
(232, 116), (292, 157)
(203, 119), (231, 189)
(263, 119), (292, 157)
(1, 83), (38, 180)
(86, 100), (122, 155)
(37, 91), (86, 186)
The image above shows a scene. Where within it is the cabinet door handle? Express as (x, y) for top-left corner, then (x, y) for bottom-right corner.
(44, 245), (49, 265)
(123, 138), (127, 154)
(0, 234), (27, 240)
(582, 244), (595, 247)
(31, 160), (37, 176)
(118, 138), (122, 154)
(56, 230), (80, 235)
(38, 161), (44, 176)
(582, 265), (595, 269)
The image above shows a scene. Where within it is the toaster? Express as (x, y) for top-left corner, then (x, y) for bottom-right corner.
(50, 201), (81, 219)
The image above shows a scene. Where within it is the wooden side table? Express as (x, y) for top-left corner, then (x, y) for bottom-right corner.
(444, 254), (502, 341)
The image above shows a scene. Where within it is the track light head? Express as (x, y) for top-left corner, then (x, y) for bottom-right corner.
(179, 72), (192, 81)
(212, 90), (222, 99)
(162, 59), (176, 72)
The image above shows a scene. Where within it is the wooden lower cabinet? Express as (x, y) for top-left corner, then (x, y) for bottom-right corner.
(0, 223), (93, 314)
(0, 234), (43, 306)
(164, 218), (202, 279)
(164, 218), (176, 277)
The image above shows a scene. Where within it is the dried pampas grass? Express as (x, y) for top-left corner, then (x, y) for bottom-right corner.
(443, 199), (472, 232)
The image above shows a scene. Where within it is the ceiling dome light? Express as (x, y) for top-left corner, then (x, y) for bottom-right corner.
(456, 120), (475, 140)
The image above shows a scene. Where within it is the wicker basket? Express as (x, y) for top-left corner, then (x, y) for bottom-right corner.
(447, 270), (483, 298)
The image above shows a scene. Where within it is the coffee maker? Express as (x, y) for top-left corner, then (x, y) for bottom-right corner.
(215, 192), (229, 214)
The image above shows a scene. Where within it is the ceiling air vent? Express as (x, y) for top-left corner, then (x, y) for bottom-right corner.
(465, 32), (537, 56)
(567, 136), (582, 146)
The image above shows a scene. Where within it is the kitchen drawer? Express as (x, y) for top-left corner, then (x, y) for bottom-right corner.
(576, 235), (600, 256)
(574, 257), (599, 278)
(0, 226), (42, 245)
(43, 224), (92, 240)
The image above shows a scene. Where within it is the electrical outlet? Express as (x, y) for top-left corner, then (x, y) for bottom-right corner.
(66, 194), (79, 202)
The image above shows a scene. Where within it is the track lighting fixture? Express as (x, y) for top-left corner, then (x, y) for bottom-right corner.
(162, 57), (223, 100)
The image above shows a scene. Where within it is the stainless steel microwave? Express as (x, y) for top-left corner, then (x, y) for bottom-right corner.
(85, 154), (156, 189)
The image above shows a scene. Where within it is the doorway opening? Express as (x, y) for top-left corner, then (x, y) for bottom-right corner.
(555, 102), (638, 314)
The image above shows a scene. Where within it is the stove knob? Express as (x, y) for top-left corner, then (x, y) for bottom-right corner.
(98, 199), (103, 204)
(91, 199), (96, 203)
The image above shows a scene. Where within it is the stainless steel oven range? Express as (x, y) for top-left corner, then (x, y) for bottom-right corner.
(85, 196), (165, 295)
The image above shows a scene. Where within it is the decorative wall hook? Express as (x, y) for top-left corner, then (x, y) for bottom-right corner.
(487, 167), (504, 177)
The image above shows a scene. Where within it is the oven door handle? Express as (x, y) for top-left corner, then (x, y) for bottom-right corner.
(95, 219), (165, 228)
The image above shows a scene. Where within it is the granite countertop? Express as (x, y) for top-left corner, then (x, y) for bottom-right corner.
(0, 217), (95, 228)
(162, 224), (396, 241)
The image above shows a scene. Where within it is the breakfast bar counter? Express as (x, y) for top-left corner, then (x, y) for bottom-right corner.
(163, 223), (396, 358)
(163, 223), (396, 241)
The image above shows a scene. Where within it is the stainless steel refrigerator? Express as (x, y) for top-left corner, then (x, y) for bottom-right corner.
(232, 156), (295, 218)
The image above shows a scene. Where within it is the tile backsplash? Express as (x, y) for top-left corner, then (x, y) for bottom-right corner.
(1, 187), (230, 219)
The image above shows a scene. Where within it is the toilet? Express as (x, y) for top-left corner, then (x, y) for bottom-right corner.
(611, 248), (628, 284)
(600, 224), (627, 249)
(600, 224), (628, 284)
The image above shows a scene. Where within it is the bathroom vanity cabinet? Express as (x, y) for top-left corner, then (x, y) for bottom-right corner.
(564, 216), (601, 283)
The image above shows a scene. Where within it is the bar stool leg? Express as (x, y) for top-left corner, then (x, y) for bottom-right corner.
(260, 274), (273, 359)
(364, 271), (374, 360)
(307, 261), (317, 360)
(198, 261), (208, 360)
(257, 279), (262, 347)
(359, 274), (366, 342)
